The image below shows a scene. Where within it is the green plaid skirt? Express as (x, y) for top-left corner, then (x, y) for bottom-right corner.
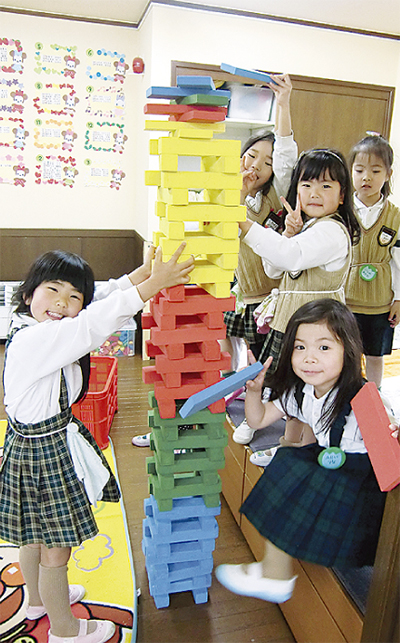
(224, 304), (264, 345)
(240, 444), (386, 568)
(0, 379), (120, 548)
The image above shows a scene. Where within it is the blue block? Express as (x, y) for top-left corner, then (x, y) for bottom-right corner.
(144, 494), (221, 521)
(177, 75), (215, 90)
(179, 362), (263, 418)
(146, 86), (231, 99)
(146, 558), (214, 584)
(142, 529), (216, 565)
(220, 62), (274, 85)
(149, 572), (212, 597)
(143, 513), (219, 543)
(152, 585), (209, 609)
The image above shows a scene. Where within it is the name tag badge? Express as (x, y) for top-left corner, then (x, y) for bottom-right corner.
(359, 264), (378, 282)
(318, 447), (346, 469)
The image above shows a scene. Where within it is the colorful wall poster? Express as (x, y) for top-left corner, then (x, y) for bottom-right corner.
(0, 37), (26, 74)
(34, 42), (80, 78)
(33, 81), (79, 117)
(85, 48), (129, 84)
(84, 121), (127, 154)
(33, 117), (76, 151)
(83, 157), (126, 189)
(35, 153), (78, 187)
(0, 153), (28, 185)
(85, 84), (125, 120)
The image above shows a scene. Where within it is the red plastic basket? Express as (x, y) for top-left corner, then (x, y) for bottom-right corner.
(72, 356), (118, 449)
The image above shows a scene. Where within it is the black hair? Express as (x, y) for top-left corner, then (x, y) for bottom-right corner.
(241, 129), (275, 196)
(12, 250), (95, 403)
(349, 134), (393, 199)
(285, 148), (360, 244)
(266, 299), (364, 433)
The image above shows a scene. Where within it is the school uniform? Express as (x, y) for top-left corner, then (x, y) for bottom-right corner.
(0, 276), (145, 548)
(240, 384), (386, 568)
(345, 197), (400, 355)
(242, 216), (351, 367)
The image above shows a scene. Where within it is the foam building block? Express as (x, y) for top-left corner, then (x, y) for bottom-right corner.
(351, 382), (400, 491)
(176, 75), (216, 89)
(179, 362), (264, 418)
(220, 62), (273, 84)
(146, 86), (230, 100)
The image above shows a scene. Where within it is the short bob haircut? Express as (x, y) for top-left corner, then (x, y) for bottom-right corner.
(349, 134), (393, 199)
(267, 298), (364, 433)
(241, 129), (275, 196)
(13, 250), (95, 314)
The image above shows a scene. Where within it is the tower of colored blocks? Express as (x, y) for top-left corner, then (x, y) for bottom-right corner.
(141, 75), (244, 608)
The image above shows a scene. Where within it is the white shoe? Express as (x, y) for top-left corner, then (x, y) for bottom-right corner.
(215, 562), (297, 603)
(232, 419), (255, 444)
(48, 619), (115, 643)
(26, 585), (86, 619)
(132, 432), (151, 447)
(249, 446), (278, 467)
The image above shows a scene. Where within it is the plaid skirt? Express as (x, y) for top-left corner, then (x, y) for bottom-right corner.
(240, 444), (386, 568)
(257, 328), (284, 372)
(0, 414), (120, 548)
(224, 304), (264, 346)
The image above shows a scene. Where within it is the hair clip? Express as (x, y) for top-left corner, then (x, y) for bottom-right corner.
(366, 131), (381, 137)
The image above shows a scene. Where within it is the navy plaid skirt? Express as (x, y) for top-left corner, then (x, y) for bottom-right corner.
(240, 444), (386, 568)
(0, 415), (120, 548)
(224, 304), (264, 345)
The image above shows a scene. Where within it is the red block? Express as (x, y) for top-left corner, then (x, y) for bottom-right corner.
(150, 323), (226, 345)
(155, 347), (231, 374)
(351, 382), (400, 491)
(156, 287), (235, 316)
(170, 109), (227, 122)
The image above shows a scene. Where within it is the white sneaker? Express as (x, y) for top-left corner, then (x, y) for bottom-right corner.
(131, 433), (151, 447)
(249, 446), (279, 467)
(232, 419), (255, 444)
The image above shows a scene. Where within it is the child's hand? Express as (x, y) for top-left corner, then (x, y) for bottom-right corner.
(136, 242), (194, 302)
(389, 423), (399, 441)
(269, 73), (292, 107)
(245, 350), (272, 393)
(240, 156), (259, 197)
(127, 244), (155, 286)
(281, 196), (303, 237)
(388, 300), (400, 328)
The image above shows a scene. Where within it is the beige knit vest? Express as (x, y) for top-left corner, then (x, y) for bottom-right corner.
(271, 217), (352, 333)
(345, 200), (400, 314)
(236, 185), (283, 304)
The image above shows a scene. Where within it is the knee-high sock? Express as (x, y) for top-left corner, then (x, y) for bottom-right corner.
(19, 545), (42, 607)
(38, 564), (79, 637)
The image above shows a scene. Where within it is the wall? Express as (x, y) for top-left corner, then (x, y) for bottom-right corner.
(1, 5), (399, 241)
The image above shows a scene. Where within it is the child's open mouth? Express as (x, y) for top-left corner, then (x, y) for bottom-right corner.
(46, 311), (63, 320)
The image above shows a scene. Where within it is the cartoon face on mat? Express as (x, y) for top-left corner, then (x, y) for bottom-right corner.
(0, 544), (29, 638)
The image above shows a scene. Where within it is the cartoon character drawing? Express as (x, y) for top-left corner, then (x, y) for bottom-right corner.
(62, 129), (77, 152)
(110, 169), (125, 190)
(12, 125), (29, 149)
(0, 543), (133, 643)
(113, 59), (129, 84)
(113, 130), (127, 154)
(63, 91), (79, 116)
(63, 55), (80, 79)
(13, 163), (29, 186)
(63, 165), (78, 187)
(2, 48), (27, 74)
(10, 89), (28, 114)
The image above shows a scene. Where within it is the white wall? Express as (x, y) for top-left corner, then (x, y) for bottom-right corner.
(1, 5), (399, 241)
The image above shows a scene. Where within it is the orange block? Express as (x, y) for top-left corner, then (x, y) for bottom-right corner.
(351, 382), (400, 491)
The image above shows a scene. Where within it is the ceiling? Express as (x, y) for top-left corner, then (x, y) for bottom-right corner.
(0, 0), (399, 37)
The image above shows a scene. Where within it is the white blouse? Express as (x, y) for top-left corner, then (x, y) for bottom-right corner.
(4, 275), (144, 424)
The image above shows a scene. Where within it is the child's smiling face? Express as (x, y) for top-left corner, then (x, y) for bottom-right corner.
(242, 140), (273, 193)
(26, 280), (84, 323)
(291, 321), (344, 398)
(297, 170), (343, 219)
(352, 152), (390, 207)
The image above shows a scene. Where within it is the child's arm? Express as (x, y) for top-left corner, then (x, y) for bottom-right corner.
(388, 300), (400, 328)
(244, 351), (285, 429)
(136, 242), (194, 303)
(127, 244), (155, 286)
(270, 73), (292, 138)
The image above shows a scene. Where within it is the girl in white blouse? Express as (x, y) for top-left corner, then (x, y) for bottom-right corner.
(0, 246), (193, 643)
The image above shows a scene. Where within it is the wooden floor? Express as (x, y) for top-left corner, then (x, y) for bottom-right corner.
(0, 346), (294, 643)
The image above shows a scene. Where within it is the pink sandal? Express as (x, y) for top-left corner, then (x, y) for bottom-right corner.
(48, 619), (115, 643)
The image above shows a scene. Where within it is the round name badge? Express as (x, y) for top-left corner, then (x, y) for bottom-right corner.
(318, 447), (346, 470)
(359, 264), (378, 282)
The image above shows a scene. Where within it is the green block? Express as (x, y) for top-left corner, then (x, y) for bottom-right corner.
(146, 451), (225, 476)
(179, 94), (230, 106)
(148, 470), (222, 511)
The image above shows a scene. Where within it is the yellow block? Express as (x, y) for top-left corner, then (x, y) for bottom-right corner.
(149, 139), (159, 154)
(145, 120), (225, 133)
(161, 171), (242, 190)
(159, 234), (239, 255)
(199, 221), (238, 238)
(159, 217), (185, 239)
(207, 253), (239, 269)
(158, 137), (241, 156)
(204, 189), (241, 205)
(157, 187), (188, 205)
(159, 154), (178, 171)
(199, 282), (232, 298)
(164, 203), (246, 222)
(145, 170), (161, 186)
(188, 261), (234, 283)
(202, 155), (241, 174)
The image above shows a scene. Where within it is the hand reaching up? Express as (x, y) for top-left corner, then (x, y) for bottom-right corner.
(281, 195), (303, 237)
(137, 242), (194, 302)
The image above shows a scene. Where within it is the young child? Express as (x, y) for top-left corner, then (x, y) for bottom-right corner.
(233, 148), (360, 445)
(216, 299), (395, 603)
(222, 73), (298, 365)
(346, 134), (400, 388)
(0, 246), (193, 643)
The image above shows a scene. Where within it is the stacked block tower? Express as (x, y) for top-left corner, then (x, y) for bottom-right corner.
(141, 76), (245, 608)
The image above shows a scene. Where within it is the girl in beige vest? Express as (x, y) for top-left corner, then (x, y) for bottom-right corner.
(234, 149), (360, 453)
(345, 134), (400, 389)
